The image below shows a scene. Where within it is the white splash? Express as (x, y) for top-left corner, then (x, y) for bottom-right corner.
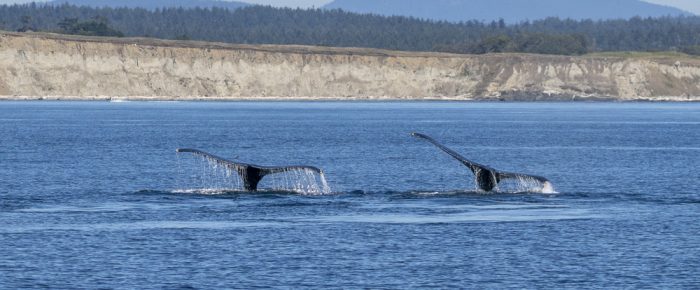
(172, 188), (241, 195)
(178, 154), (332, 195)
(495, 176), (557, 194)
(540, 181), (558, 194)
(264, 168), (332, 195)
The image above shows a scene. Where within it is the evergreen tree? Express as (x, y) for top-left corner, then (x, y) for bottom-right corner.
(0, 3), (699, 55)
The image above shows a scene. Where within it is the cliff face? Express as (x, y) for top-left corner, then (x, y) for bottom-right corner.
(1, 32), (699, 101)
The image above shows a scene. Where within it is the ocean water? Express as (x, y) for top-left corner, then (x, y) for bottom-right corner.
(1, 101), (699, 288)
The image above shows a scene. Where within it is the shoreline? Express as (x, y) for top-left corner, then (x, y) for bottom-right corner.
(1, 95), (698, 102)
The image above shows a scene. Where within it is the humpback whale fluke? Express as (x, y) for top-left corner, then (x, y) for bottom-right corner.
(410, 133), (551, 192)
(176, 148), (324, 192)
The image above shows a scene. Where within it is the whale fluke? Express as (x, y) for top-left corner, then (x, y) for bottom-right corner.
(176, 148), (323, 191)
(411, 133), (550, 192)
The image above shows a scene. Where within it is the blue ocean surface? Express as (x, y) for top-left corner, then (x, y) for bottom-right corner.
(1, 101), (699, 288)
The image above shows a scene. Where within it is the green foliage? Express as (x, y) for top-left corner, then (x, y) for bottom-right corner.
(436, 33), (588, 55)
(17, 15), (35, 32)
(509, 33), (588, 55)
(0, 4), (699, 55)
(474, 35), (513, 54)
(56, 16), (124, 37)
(680, 46), (700, 56)
(175, 34), (191, 40)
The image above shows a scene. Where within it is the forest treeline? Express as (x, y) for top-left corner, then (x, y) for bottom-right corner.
(1, 3), (700, 55)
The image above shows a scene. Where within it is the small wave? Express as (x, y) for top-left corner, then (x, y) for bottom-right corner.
(137, 187), (556, 199)
(360, 202), (570, 211)
(16, 203), (135, 213)
(172, 188), (247, 195)
(136, 188), (328, 197)
(0, 220), (285, 233)
(14, 201), (180, 213)
(310, 208), (600, 224)
(395, 187), (558, 197)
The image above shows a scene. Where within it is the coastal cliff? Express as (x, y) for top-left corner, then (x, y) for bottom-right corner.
(1, 31), (699, 101)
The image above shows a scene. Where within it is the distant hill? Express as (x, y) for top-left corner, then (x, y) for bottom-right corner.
(48, 0), (250, 10)
(323, 0), (692, 23)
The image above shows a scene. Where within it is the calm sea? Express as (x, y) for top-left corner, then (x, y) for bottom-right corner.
(1, 101), (699, 288)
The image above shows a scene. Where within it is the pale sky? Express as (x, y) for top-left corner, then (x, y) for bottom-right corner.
(240, 0), (332, 8)
(0, 0), (698, 14)
(644, 0), (700, 14)
(0, 0), (335, 7)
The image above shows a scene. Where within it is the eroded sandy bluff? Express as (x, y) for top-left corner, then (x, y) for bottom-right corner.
(1, 31), (699, 101)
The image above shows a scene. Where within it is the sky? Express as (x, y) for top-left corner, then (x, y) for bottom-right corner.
(644, 0), (700, 14)
(0, 0), (698, 14)
(239, 0), (332, 8)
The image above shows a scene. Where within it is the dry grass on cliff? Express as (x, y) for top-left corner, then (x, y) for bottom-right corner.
(5, 30), (700, 63)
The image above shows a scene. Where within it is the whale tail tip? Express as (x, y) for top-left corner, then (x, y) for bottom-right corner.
(177, 148), (327, 193)
(412, 133), (551, 193)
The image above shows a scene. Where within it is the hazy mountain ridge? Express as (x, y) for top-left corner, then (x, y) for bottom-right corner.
(48, 0), (250, 10)
(323, 0), (692, 23)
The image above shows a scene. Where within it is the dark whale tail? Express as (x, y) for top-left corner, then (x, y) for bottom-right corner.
(176, 148), (323, 191)
(411, 133), (551, 192)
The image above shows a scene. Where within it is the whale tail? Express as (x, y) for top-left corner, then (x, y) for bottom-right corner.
(411, 133), (550, 192)
(176, 148), (323, 191)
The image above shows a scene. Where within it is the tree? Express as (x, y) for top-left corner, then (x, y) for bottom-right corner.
(0, 4), (699, 55)
(17, 15), (35, 32)
(680, 45), (700, 56)
(56, 17), (124, 37)
(58, 18), (79, 31)
(477, 34), (512, 53)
